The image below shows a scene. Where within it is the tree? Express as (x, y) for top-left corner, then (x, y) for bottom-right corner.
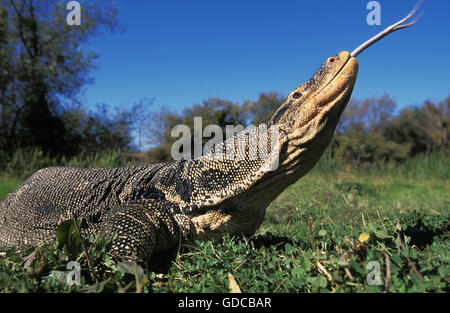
(333, 94), (411, 163)
(127, 97), (155, 152)
(144, 91), (448, 165)
(144, 97), (248, 162)
(0, 0), (119, 155)
(384, 97), (450, 155)
(60, 103), (134, 155)
(337, 93), (396, 134)
(243, 92), (285, 125)
(142, 93), (286, 163)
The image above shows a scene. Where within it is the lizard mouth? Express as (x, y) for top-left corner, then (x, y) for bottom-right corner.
(309, 52), (356, 106)
(290, 51), (358, 131)
(270, 51), (357, 128)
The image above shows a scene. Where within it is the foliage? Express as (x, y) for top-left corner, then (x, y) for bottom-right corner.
(0, 153), (448, 293)
(0, 0), (447, 295)
(59, 103), (135, 156)
(242, 92), (285, 126)
(144, 97), (250, 162)
(333, 128), (412, 163)
(0, 147), (130, 180)
(384, 97), (450, 155)
(337, 94), (396, 133)
(143, 92), (449, 165)
(331, 94), (449, 165)
(0, 0), (133, 157)
(0, 219), (143, 293)
(143, 92), (285, 163)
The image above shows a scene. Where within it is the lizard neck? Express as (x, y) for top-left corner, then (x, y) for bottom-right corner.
(168, 52), (358, 240)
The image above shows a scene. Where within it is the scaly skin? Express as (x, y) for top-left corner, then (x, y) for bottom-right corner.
(0, 51), (358, 264)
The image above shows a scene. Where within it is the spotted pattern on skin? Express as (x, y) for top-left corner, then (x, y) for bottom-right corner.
(0, 51), (358, 264)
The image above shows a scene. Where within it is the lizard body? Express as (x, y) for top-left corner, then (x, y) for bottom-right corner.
(0, 3), (422, 264)
(0, 52), (357, 263)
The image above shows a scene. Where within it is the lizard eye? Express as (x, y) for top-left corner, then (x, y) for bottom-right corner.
(292, 92), (302, 99)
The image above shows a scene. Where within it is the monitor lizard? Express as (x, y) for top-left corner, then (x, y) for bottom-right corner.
(0, 2), (422, 265)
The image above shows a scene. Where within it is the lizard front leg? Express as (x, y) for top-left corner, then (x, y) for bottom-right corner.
(101, 200), (194, 265)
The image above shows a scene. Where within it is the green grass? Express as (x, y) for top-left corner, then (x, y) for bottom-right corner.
(0, 175), (22, 200)
(0, 152), (448, 292)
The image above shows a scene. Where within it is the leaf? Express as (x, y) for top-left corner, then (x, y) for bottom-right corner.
(23, 250), (38, 269)
(367, 223), (377, 233)
(437, 266), (447, 278)
(318, 229), (327, 237)
(318, 277), (328, 288)
(350, 261), (365, 275)
(55, 219), (83, 258)
(374, 230), (388, 239)
(284, 243), (295, 253)
(87, 278), (110, 293)
(300, 255), (312, 272)
(227, 272), (242, 293)
(291, 267), (304, 278)
(390, 254), (402, 267)
(292, 277), (306, 288)
(359, 232), (370, 243)
(117, 261), (144, 279)
(48, 270), (67, 284)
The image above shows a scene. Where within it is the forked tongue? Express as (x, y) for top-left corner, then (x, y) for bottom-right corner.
(351, 0), (424, 58)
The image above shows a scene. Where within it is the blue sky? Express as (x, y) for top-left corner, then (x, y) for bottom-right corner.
(83, 0), (450, 116)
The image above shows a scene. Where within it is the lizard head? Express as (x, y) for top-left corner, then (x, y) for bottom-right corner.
(271, 50), (358, 139)
(268, 51), (358, 175)
(188, 2), (423, 242)
(267, 1), (423, 175)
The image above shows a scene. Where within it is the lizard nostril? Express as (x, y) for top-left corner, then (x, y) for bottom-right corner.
(329, 57), (335, 63)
